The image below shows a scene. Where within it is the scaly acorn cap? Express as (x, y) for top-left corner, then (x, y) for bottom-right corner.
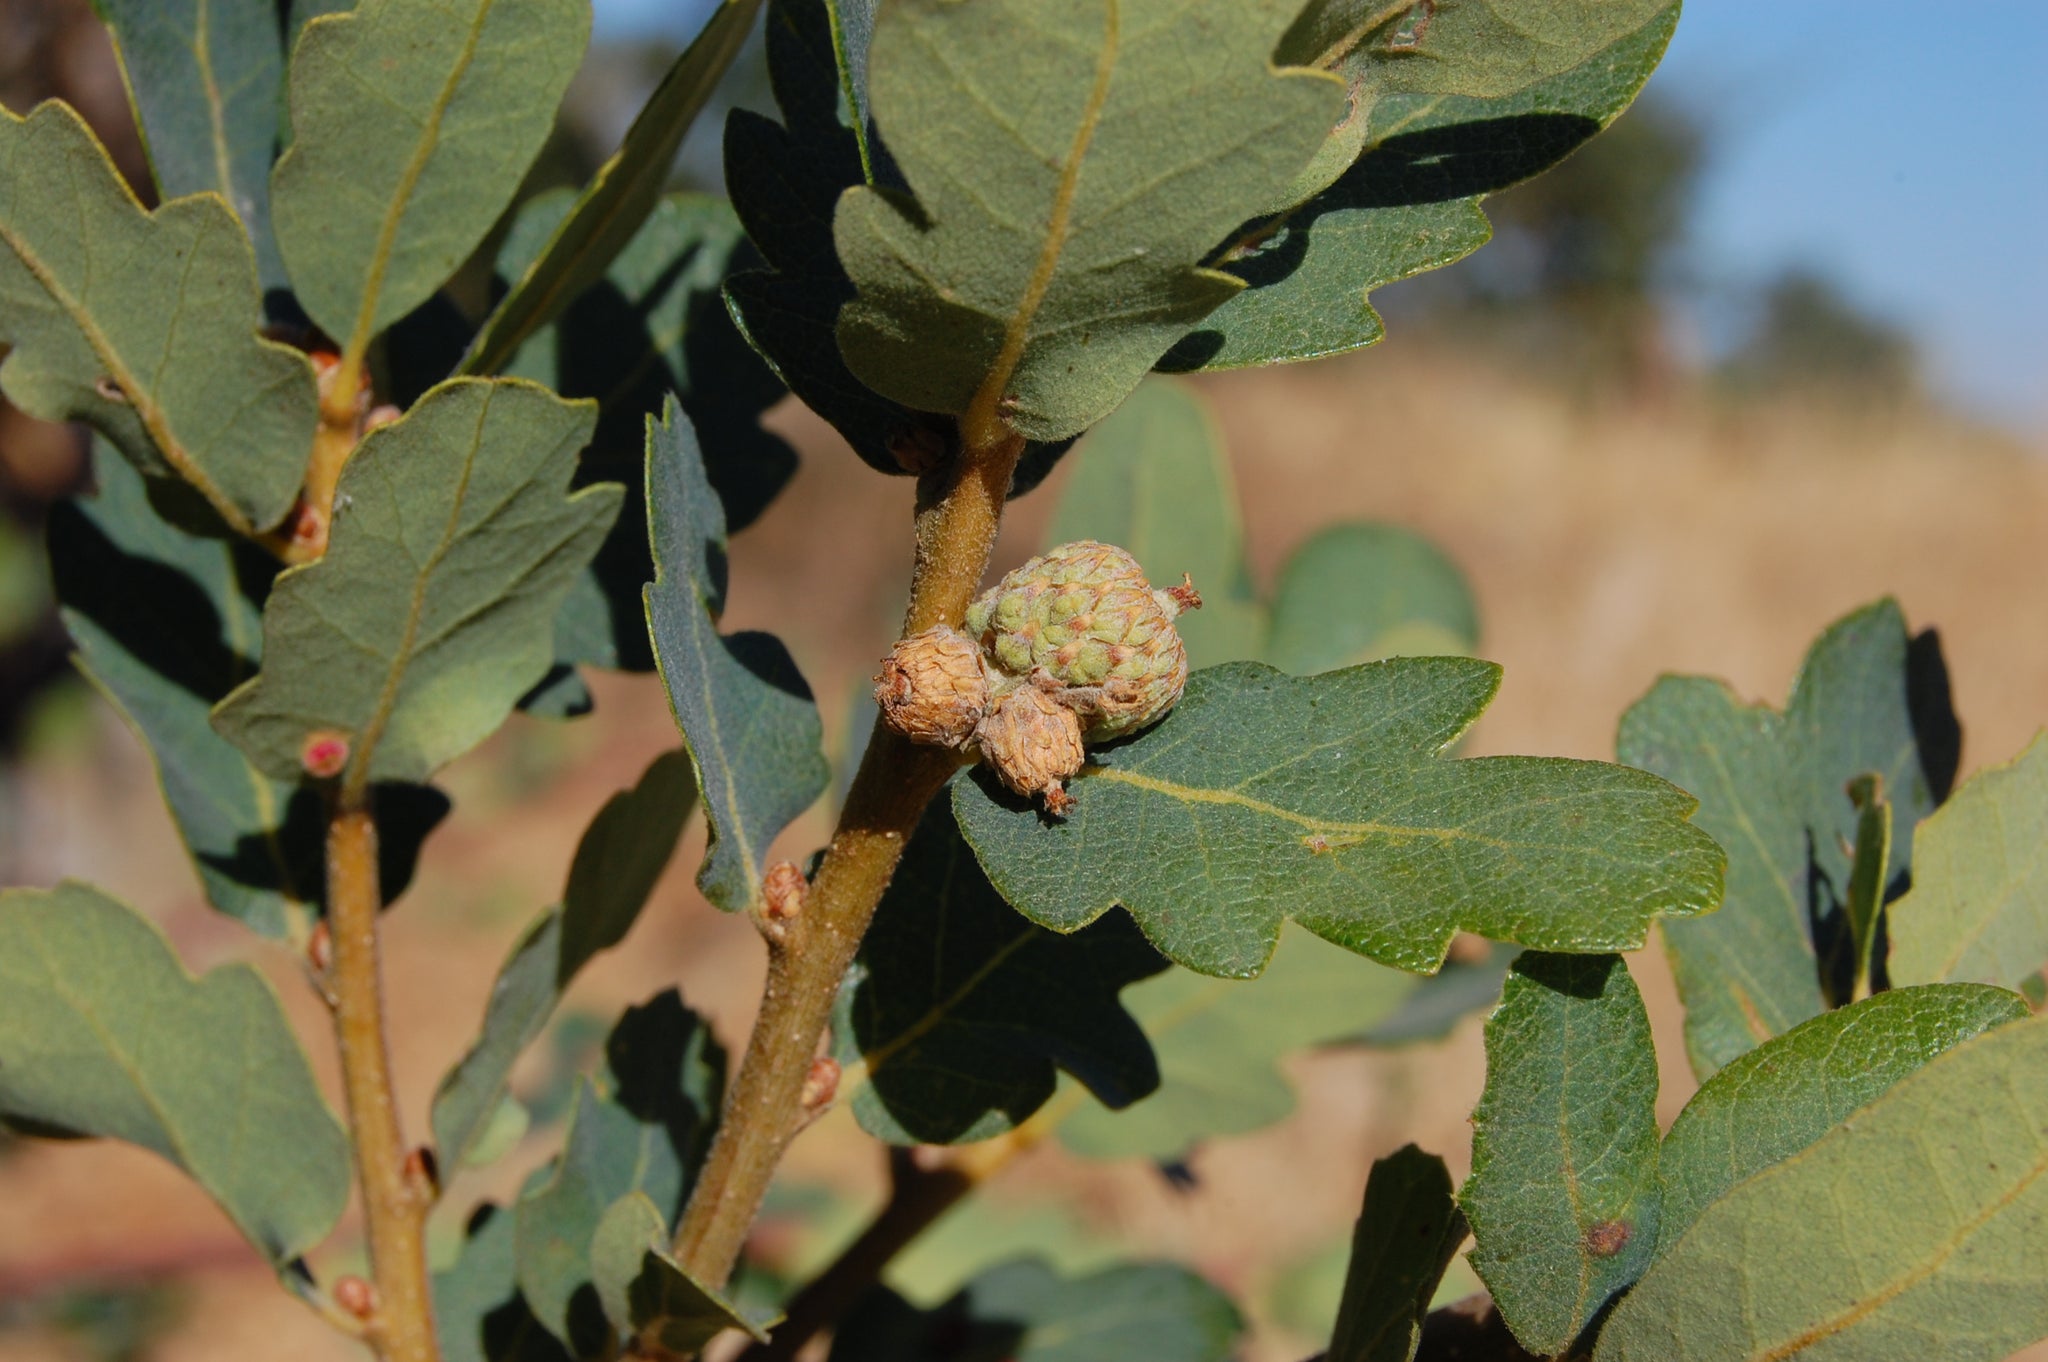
(874, 625), (990, 749)
(975, 685), (1085, 817)
(965, 540), (1198, 740)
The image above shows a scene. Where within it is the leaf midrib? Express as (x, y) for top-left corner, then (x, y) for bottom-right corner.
(342, 0), (497, 362)
(958, 0), (1120, 441)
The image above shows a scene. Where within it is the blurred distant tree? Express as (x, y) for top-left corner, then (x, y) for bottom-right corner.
(1719, 268), (1921, 406)
(1393, 93), (1704, 395)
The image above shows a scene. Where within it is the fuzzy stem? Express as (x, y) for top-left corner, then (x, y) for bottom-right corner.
(735, 1111), (1058, 1362)
(668, 426), (1026, 1292)
(327, 803), (440, 1362)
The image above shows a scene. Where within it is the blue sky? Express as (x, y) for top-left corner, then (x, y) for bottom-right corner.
(593, 0), (2046, 429)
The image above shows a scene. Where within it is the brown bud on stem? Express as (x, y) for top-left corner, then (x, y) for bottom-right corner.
(333, 1275), (377, 1322)
(875, 626), (990, 749)
(799, 1056), (840, 1112)
(975, 686), (1085, 817)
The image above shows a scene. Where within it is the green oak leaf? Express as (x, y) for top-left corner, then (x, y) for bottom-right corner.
(1463, 953), (1661, 1358)
(495, 190), (797, 675)
(0, 99), (316, 536)
(643, 398), (829, 911)
(723, 0), (1074, 493)
(1596, 1014), (2048, 1362)
(94, 0), (289, 294)
(1889, 732), (2048, 991)
(1060, 924), (1417, 1160)
(514, 992), (723, 1354)
(1047, 378), (1265, 666)
(213, 378), (619, 789)
(462, 0), (763, 375)
(1266, 523), (1480, 673)
(435, 1203), (573, 1362)
(955, 658), (1722, 978)
(835, 802), (1166, 1145)
(1167, 4), (1678, 371)
(1655, 984), (2029, 1255)
(271, 0), (588, 352)
(433, 751), (696, 1170)
(0, 882), (350, 1267)
(1328, 1145), (1469, 1362)
(830, 1259), (1242, 1362)
(589, 1194), (768, 1355)
(1618, 599), (1950, 1079)
(50, 446), (447, 941)
(834, 0), (1347, 442)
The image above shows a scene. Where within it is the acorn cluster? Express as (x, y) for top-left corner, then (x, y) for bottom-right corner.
(874, 541), (1200, 815)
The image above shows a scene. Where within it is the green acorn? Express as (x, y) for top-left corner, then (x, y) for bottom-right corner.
(965, 540), (1200, 740)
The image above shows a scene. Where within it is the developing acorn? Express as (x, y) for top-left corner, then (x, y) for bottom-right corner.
(873, 624), (991, 749)
(966, 540), (1199, 740)
(874, 541), (1199, 816)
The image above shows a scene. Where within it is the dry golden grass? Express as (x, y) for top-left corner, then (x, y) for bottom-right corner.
(3, 342), (2044, 1360)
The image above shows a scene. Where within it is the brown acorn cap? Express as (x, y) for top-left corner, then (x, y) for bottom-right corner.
(874, 625), (990, 749)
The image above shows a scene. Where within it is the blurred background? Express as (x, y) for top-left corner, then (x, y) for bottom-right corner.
(1, 1), (2044, 1358)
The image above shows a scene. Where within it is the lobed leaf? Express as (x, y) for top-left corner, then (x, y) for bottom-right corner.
(1266, 523), (1479, 674)
(1655, 984), (2029, 1254)
(94, 0), (290, 293)
(1888, 732), (2048, 991)
(463, 0), (764, 376)
(1060, 924), (1417, 1160)
(0, 100), (316, 535)
(514, 992), (723, 1353)
(1618, 599), (1951, 1079)
(589, 1193), (767, 1354)
(51, 446), (446, 942)
(1169, 3), (1679, 371)
(213, 378), (619, 789)
(495, 190), (797, 675)
(1463, 953), (1661, 1357)
(1596, 1014), (2048, 1362)
(956, 658), (1723, 979)
(643, 398), (829, 911)
(0, 882), (349, 1266)
(835, 0), (1346, 442)
(433, 751), (697, 1170)
(1327, 1145), (1469, 1362)
(271, 0), (588, 352)
(723, 0), (1073, 492)
(1047, 377), (1265, 666)
(830, 1258), (1242, 1362)
(835, 803), (1165, 1146)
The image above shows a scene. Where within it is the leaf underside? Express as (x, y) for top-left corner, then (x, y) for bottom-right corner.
(1618, 599), (1951, 1080)
(642, 398), (829, 912)
(0, 882), (350, 1266)
(271, 0), (589, 348)
(0, 100), (315, 534)
(1597, 1014), (2048, 1362)
(1888, 731), (2048, 991)
(212, 378), (620, 788)
(51, 445), (446, 942)
(1168, 1), (1680, 371)
(834, 0), (1347, 442)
